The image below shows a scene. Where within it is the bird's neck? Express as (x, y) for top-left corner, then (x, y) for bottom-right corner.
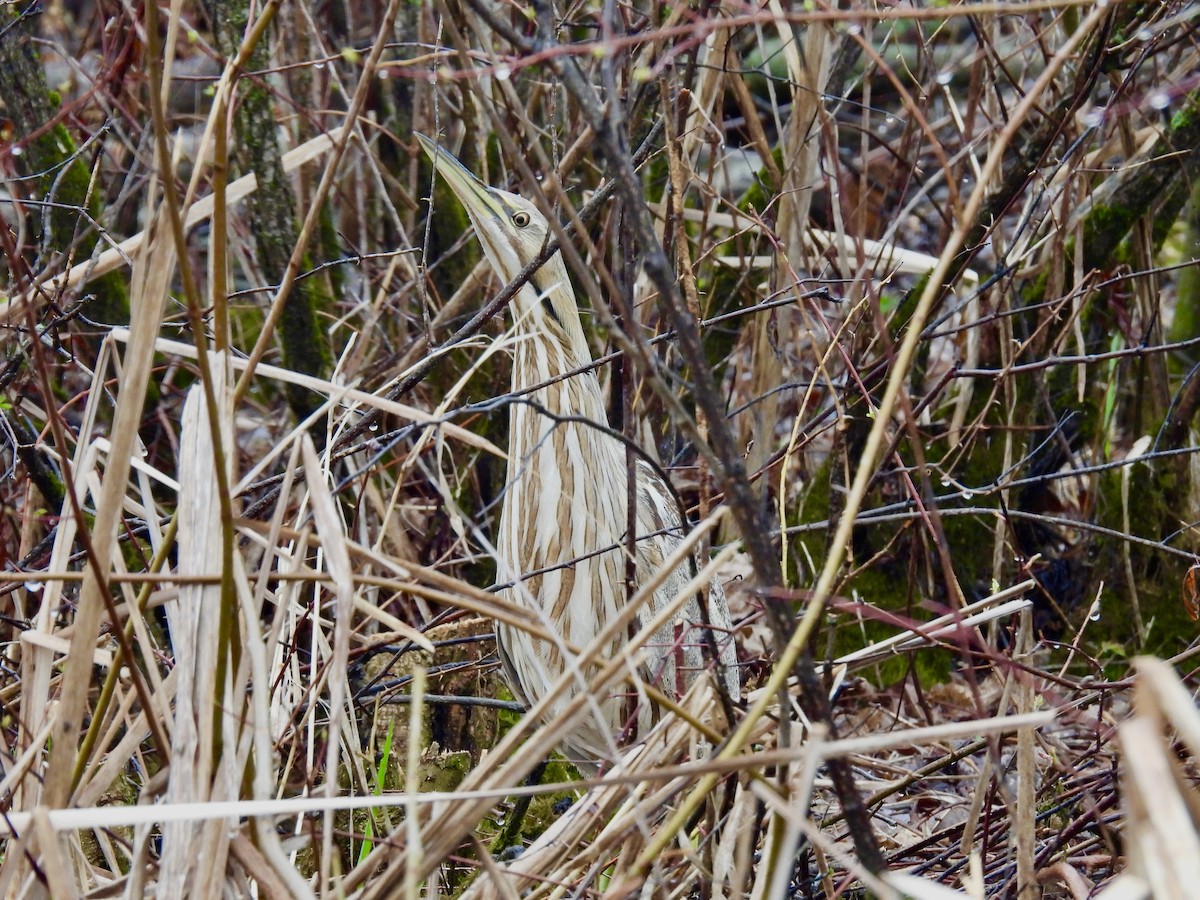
(510, 280), (607, 423)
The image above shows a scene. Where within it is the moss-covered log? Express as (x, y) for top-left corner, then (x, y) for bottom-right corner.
(1080, 87), (1200, 272)
(0, 4), (129, 326)
(203, 0), (333, 428)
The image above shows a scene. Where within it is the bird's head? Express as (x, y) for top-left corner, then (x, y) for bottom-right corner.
(416, 133), (590, 363)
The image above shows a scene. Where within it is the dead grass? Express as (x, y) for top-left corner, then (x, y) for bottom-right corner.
(1, 0), (1199, 896)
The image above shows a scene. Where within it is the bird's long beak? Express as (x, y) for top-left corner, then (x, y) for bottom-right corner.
(414, 133), (505, 224)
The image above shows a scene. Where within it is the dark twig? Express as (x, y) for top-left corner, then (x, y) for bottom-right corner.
(524, 0), (886, 875)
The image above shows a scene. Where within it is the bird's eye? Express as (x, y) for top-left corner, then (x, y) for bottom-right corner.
(512, 211), (531, 227)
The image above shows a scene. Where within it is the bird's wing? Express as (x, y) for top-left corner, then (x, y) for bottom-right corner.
(631, 460), (742, 701)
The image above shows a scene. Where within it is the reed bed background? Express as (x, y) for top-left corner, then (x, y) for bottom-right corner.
(2, 0), (1199, 896)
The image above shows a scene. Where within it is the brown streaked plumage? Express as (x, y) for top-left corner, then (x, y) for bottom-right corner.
(417, 134), (740, 766)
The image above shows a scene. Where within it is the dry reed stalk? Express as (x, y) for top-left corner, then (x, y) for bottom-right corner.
(158, 363), (234, 899)
(4, 1), (1197, 896)
(1102, 658), (1200, 900)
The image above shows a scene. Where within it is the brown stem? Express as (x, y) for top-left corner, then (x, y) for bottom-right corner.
(527, 0), (886, 876)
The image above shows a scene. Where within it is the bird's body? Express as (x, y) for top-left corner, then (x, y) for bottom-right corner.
(500, 333), (733, 760)
(417, 134), (739, 766)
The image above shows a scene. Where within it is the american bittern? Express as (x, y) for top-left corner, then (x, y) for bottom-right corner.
(417, 134), (740, 766)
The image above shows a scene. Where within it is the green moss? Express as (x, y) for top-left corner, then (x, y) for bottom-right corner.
(789, 458), (832, 585)
(317, 201), (345, 299)
(1088, 460), (1194, 656)
(1020, 263), (1053, 312)
(1170, 101), (1199, 133)
(25, 125), (130, 325)
(207, 0), (333, 428)
(278, 250), (334, 424)
(0, 5), (128, 325)
(484, 691), (581, 843)
(890, 271), (927, 343)
(1168, 181), (1200, 363)
(1081, 87), (1200, 270)
(79, 771), (138, 874)
(735, 145), (784, 215)
(1083, 203), (1137, 270)
(788, 382), (1018, 691)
